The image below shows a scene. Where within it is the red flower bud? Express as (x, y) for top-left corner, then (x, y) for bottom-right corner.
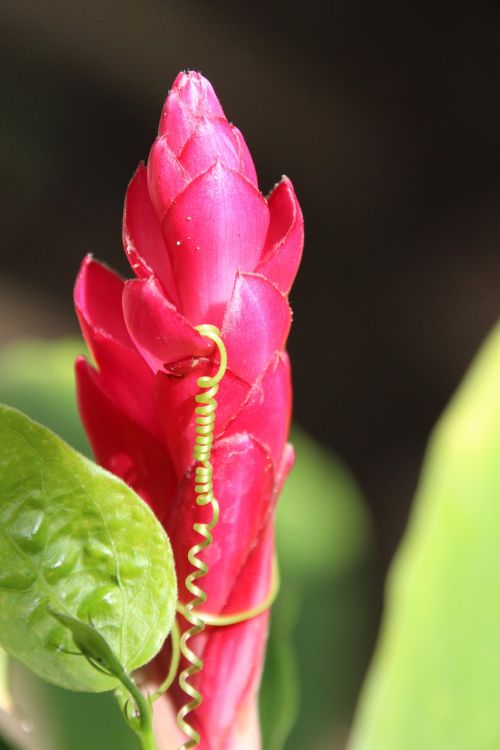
(75, 70), (303, 749)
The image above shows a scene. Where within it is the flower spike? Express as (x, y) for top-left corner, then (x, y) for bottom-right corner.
(75, 70), (303, 749)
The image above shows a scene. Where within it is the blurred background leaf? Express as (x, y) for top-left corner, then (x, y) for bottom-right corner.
(0, 339), (89, 455)
(0, 651), (11, 715)
(264, 429), (377, 750)
(0, 338), (377, 749)
(259, 586), (301, 750)
(348, 321), (500, 750)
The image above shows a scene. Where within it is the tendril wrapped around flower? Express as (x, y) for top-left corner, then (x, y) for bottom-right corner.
(74, 71), (303, 749)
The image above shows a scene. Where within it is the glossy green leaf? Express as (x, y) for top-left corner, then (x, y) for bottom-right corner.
(349, 322), (500, 750)
(0, 404), (176, 693)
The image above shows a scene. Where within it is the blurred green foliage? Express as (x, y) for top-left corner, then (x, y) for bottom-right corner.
(0, 651), (10, 713)
(0, 338), (377, 750)
(269, 429), (377, 750)
(349, 322), (500, 750)
(0, 339), (90, 456)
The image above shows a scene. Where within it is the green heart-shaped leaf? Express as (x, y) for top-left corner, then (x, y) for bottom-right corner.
(0, 404), (176, 693)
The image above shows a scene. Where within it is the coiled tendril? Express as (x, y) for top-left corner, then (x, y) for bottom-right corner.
(177, 324), (227, 749)
(174, 325), (281, 749)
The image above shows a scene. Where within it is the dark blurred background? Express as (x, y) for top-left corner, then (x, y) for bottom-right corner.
(2, 0), (499, 646)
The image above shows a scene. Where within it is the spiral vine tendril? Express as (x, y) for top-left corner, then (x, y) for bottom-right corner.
(177, 324), (227, 749)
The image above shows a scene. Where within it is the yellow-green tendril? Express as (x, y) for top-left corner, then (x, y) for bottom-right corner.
(150, 618), (181, 702)
(177, 324), (227, 750)
(176, 556), (280, 627)
(153, 559), (278, 705)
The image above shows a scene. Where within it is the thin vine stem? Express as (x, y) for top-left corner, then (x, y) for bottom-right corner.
(151, 618), (181, 702)
(120, 671), (157, 750)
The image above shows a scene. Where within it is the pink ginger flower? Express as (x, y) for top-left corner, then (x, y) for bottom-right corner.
(74, 71), (303, 749)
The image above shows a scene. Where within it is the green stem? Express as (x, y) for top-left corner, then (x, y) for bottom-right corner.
(136, 726), (156, 750)
(120, 671), (157, 750)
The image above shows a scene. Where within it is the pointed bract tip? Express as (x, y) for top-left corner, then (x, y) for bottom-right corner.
(167, 70), (225, 118)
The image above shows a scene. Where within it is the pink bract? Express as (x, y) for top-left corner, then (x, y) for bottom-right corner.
(75, 70), (303, 750)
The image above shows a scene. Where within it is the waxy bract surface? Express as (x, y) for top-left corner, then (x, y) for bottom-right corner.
(75, 71), (303, 749)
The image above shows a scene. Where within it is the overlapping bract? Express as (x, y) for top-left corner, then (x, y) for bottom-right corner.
(74, 71), (303, 749)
